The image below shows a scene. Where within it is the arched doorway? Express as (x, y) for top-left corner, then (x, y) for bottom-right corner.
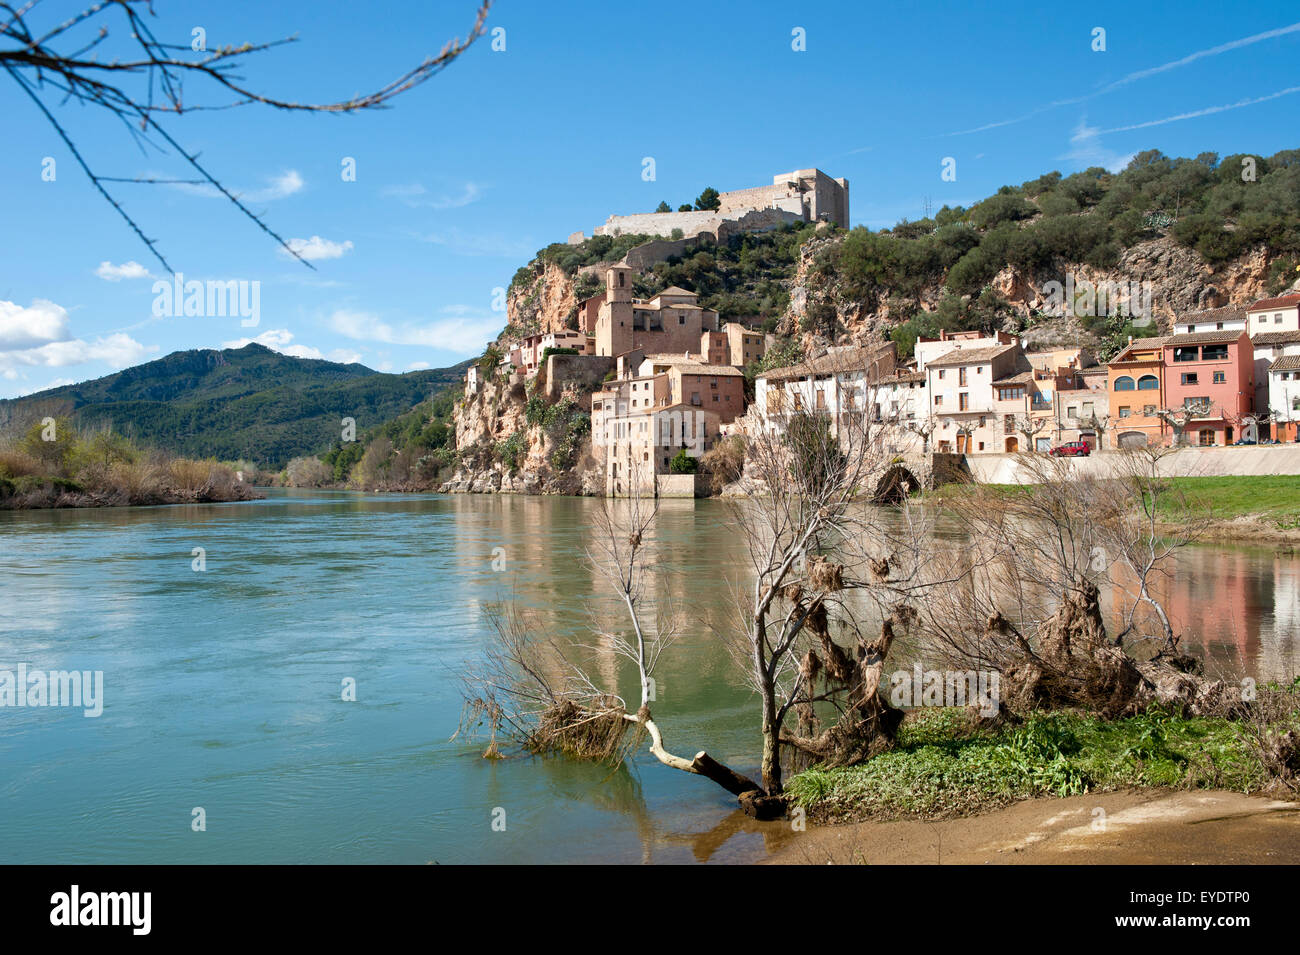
(1005, 436), (1018, 453)
(1118, 431), (1147, 449)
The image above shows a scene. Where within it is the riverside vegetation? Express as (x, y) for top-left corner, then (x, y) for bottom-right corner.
(0, 416), (259, 509)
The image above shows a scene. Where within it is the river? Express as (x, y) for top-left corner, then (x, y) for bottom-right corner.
(1, 490), (1296, 864)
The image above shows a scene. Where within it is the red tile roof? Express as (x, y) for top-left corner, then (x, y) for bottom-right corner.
(1249, 293), (1300, 311)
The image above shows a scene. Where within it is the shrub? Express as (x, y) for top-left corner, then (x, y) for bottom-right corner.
(669, 449), (699, 474)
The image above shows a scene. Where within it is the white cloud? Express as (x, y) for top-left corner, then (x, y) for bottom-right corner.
(1059, 119), (1136, 173)
(221, 328), (361, 365)
(383, 181), (483, 209)
(328, 308), (501, 354)
(95, 260), (152, 282)
(1100, 85), (1300, 134)
(418, 228), (532, 259)
(0, 299), (70, 349)
(282, 235), (354, 261)
(168, 168), (304, 201)
(407, 360), (431, 370)
(1102, 22), (1300, 94)
(2, 332), (155, 369)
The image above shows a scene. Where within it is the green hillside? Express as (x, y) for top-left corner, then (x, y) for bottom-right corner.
(0, 344), (469, 468)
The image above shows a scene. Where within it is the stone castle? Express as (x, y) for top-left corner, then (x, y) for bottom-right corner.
(570, 168), (849, 244)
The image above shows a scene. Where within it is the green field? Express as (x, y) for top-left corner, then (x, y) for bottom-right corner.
(932, 474), (1300, 530)
(786, 706), (1292, 821)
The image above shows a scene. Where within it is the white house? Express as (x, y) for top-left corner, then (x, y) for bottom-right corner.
(1247, 293), (1300, 336)
(1269, 355), (1300, 443)
(1249, 330), (1300, 422)
(1174, 305), (1246, 335)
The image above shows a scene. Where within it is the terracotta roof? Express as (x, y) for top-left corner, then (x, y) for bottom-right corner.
(1251, 330), (1300, 346)
(673, 364), (744, 376)
(758, 343), (894, 381)
(654, 286), (697, 298)
(1109, 338), (1167, 364)
(1249, 293), (1300, 311)
(1163, 330), (1245, 346)
(992, 370), (1035, 385)
(924, 344), (1016, 368)
(879, 371), (926, 384)
(1270, 355), (1300, 373)
(1177, 305), (1246, 325)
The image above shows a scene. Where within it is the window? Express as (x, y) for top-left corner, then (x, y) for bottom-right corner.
(1216, 322), (1224, 330)
(1144, 404), (1155, 416)
(1186, 325), (1196, 333)
(1199, 430), (1215, 447)
(1277, 313), (1284, 324)
(1137, 375), (1159, 390)
(1115, 376), (1136, 390)
(1119, 406), (1132, 418)
(997, 386), (1026, 400)
(1213, 371), (1226, 384)
(959, 392), (970, 410)
(938, 369), (945, 379)
(934, 395), (943, 406)
(1067, 406), (1078, 419)
(1172, 347), (1197, 362)
(959, 367), (968, 386)
(1181, 372), (1198, 385)
(1201, 344), (1228, 361)
(1185, 396), (1209, 410)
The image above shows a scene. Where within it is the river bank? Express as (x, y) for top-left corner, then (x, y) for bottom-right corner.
(766, 789), (1300, 864)
(0, 475), (262, 509)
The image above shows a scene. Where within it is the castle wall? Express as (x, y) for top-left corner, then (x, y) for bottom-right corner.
(593, 210), (721, 239)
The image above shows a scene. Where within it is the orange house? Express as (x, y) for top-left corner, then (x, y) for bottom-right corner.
(1108, 337), (1168, 448)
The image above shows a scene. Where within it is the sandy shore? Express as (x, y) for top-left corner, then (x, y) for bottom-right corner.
(765, 790), (1300, 864)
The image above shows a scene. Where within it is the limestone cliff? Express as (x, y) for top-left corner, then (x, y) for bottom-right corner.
(786, 231), (1289, 358)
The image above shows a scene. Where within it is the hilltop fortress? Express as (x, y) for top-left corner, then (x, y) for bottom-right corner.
(572, 168), (849, 244)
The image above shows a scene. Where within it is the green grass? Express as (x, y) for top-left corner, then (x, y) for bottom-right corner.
(927, 475), (1300, 530)
(1156, 475), (1300, 527)
(785, 707), (1284, 821)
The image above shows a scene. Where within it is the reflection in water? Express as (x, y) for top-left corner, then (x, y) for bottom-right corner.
(0, 490), (1295, 864)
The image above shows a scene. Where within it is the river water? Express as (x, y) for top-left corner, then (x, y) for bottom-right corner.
(1, 490), (1295, 864)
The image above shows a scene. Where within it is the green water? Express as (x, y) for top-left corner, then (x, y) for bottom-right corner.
(0, 490), (1295, 863)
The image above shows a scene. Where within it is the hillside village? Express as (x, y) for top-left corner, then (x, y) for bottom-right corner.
(448, 163), (1300, 498)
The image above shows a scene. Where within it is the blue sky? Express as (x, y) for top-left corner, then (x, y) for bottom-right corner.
(2, 0), (1299, 397)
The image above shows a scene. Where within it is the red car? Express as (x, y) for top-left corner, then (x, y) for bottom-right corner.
(1049, 441), (1092, 457)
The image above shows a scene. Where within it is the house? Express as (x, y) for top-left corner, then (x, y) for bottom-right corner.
(1246, 293), (1300, 336)
(700, 322), (766, 368)
(1173, 305), (1246, 335)
(1248, 330), (1300, 429)
(925, 342), (1027, 453)
(914, 329), (1016, 372)
(635, 354), (746, 423)
(1268, 355), (1300, 443)
(1108, 337), (1168, 448)
(754, 343), (897, 436)
(594, 266), (720, 357)
(601, 401), (721, 497)
(1161, 330), (1254, 446)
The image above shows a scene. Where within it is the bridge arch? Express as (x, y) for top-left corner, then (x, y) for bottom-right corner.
(874, 464), (921, 504)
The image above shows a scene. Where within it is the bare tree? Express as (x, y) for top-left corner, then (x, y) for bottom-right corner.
(725, 352), (948, 796)
(457, 464), (765, 807)
(1012, 413), (1049, 452)
(1082, 411), (1111, 452)
(918, 453), (1237, 718)
(1, 0), (490, 270)
(1100, 447), (1208, 655)
(1154, 400), (1212, 447)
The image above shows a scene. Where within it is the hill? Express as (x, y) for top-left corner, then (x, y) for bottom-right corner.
(0, 344), (470, 468)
